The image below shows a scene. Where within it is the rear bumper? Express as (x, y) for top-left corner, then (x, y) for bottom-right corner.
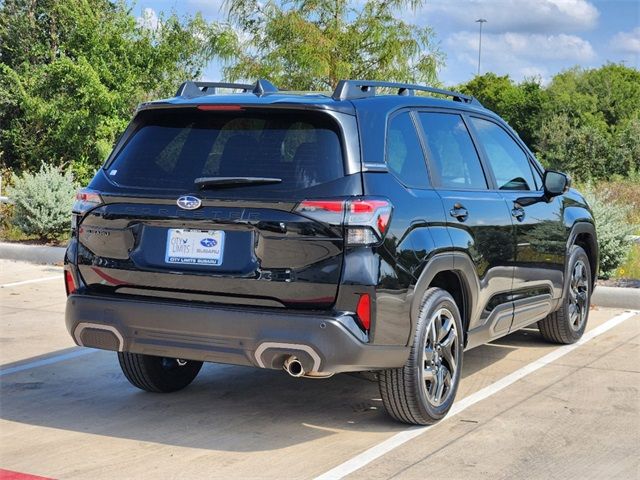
(65, 294), (409, 375)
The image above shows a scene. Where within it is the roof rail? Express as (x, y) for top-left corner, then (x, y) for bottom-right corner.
(332, 80), (482, 106)
(175, 79), (279, 99)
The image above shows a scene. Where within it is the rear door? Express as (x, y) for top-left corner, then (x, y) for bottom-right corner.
(416, 111), (516, 338)
(77, 106), (361, 309)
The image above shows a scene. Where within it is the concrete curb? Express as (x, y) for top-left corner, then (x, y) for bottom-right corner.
(592, 285), (640, 310)
(0, 242), (65, 265)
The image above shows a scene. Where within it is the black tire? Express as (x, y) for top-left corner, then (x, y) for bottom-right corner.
(118, 352), (203, 393)
(379, 287), (464, 425)
(538, 245), (591, 344)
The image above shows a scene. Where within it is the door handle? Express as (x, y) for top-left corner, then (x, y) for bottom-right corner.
(449, 203), (468, 222)
(512, 206), (525, 222)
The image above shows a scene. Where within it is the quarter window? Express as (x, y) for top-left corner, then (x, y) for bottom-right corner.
(418, 112), (487, 189)
(385, 112), (430, 189)
(470, 117), (536, 191)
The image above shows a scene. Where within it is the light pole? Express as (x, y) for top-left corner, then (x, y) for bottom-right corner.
(476, 18), (487, 76)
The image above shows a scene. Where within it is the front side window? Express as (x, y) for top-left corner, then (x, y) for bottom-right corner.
(418, 112), (487, 190)
(470, 117), (536, 191)
(385, 112), (430, 189)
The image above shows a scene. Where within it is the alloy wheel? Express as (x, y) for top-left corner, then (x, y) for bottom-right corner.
(422, 307), (459, 407)
(569, 259), (589, 330)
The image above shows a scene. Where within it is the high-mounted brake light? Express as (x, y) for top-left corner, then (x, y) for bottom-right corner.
(197, 105), (244, 111)
(295, 197), (393, 246)
(356, 293), (371, 331)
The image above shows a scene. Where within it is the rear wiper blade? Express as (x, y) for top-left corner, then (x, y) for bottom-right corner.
(194, 177), (283, 189)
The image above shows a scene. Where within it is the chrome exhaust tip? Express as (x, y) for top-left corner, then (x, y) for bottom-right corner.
(283, 356), (305, 378)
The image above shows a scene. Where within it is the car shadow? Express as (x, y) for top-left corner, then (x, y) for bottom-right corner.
(0, 328), (550, 452)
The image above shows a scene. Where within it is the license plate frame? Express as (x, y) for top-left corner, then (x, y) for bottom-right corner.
(165, 229), (225, 266)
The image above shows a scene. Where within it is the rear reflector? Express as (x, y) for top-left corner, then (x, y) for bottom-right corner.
(356, 293), (371, 331)
(65, 270), (77, 296)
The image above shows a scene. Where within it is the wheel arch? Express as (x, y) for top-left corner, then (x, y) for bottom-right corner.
(566, 222), (598, 291)
(410, 252), (480, 348)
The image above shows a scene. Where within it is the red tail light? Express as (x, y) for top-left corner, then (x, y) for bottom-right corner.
(72, 188), (102, 214)
(65, 270), (77, 296)
(295, 197), (392, 246)
(297, 200), (345, 213)
(72, 188), (103, 231)
(356, 293), (371, 331)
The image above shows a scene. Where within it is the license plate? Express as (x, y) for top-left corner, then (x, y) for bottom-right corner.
(165, 229), (225, 265)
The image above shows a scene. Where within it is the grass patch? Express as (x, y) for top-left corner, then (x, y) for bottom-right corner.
(0, 224), (70, 246)
(1, 204), (70, 246)
(613, 243), (640, 280)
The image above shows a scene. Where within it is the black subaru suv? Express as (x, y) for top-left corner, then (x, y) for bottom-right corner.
(65, 79), (597, 425)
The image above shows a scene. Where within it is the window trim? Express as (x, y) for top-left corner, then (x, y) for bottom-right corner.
(413, 108), (492, 191)
(465, 114), (543, 193)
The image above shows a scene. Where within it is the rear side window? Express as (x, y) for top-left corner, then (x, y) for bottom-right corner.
(385, 112), (430, 189)
(105, 109), (344, 192)
(470, 117), (536, 191)
(418, 112), (487, 189)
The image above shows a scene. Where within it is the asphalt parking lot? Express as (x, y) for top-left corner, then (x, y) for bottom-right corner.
(1, 259), (639, 480)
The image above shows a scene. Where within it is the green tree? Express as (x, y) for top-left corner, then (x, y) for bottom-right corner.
(0, 0), (234, 183)
(223, 0), (444, 90)
(459, 73), (545, 147)
(457, 64), (640, 182)
(615, 116), (640, 176)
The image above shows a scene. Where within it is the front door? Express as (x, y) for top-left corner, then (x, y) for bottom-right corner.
(467, 116), (564, 331)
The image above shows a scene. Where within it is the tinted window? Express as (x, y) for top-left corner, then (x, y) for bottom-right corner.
(106, 109), (344, 192)
(418, 113), (487, 189)
(386, 112), (430, 189)
(470, 117), (536, 191)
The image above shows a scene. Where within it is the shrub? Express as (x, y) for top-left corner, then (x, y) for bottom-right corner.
(8, 164), (76, 240)
(582, 186), (637, 278)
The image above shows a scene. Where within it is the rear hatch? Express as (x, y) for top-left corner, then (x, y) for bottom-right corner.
(75, 106), (361, 309)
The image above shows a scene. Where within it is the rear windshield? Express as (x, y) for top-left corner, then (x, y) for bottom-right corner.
(105, 108), (345, 192)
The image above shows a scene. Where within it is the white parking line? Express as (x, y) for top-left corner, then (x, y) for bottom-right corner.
(0, 275), (61, 288)
(0, 349), (96, 377)
(315, 310), (639, 480)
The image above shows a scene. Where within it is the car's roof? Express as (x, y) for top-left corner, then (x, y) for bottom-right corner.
(141, 91), (492, 117)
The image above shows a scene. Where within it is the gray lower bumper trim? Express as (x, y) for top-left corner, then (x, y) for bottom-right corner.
(65, 294), (409, 374)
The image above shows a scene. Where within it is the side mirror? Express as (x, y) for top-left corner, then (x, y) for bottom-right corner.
(543, 170), (570, 198)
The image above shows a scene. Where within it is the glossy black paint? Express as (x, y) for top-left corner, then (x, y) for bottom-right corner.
(65, 88), (598, 372)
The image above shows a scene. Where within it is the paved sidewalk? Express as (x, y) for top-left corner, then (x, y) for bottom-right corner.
(0, 242), (65, 265)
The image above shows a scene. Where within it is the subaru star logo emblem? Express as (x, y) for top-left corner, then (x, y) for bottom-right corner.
(176, 195), (201, 210)
(200, 238), (217, 247)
